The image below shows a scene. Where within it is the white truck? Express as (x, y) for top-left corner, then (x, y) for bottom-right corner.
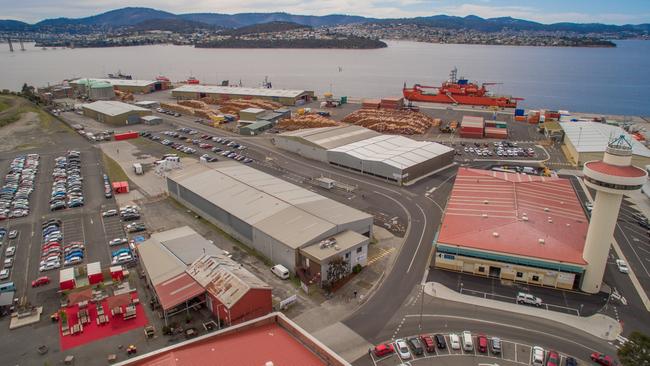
(133, 163), (143, 175)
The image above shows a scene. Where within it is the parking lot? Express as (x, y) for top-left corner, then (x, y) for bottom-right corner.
(367, 332), (578, 366)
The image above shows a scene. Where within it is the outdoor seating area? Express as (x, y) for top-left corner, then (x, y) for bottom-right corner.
(58, 292), (149, 351)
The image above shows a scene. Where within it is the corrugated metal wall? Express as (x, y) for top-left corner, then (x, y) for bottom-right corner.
(275, 138), (328, 162)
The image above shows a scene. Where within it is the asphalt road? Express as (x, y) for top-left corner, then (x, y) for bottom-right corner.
(144, 109), (627, 365)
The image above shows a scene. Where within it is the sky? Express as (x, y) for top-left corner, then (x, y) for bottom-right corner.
(4, 0), (650, 24)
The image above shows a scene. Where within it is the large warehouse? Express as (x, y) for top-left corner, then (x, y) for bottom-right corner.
(82, 101), (151, 125)
(167, 162), (373, 280)
(172, 85), (315, 106)
(560, 122), (650, 167)
(434, 168), (589, 290)
(275, 125), (455, 185)
(70, 78), (166, 94)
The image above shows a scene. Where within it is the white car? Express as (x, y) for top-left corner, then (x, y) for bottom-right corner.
(5, 246), (15, 257)
(394, 339), (411, 360)
(532, 346), (544, 366)
(39, 261), (61, 272)
(112, 253), (133, 265)
(0, 269), (9, 280)
(3, 258), (13, 268)
(109, 238), (128, 246)
(102, 209), (118, 217)
(616, 259), (629, 274)
(449, 333), (461, 350)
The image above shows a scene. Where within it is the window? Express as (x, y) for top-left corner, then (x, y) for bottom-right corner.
(356, 247), (362, 253)
(345, 252), (350, 259)
(532, 275), (540, 282)
(516, 272), (524, 278)
(478, 266), (485, 273)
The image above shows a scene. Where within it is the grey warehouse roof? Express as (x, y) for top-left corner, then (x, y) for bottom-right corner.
(169, 161), (372, 249)
(329, 134), (454, 169)
(301, 230), (368, 262)
(560, 122), (650, 158)
(279, 125), (381, 150)
(83, 101), (149, 116)
(72, 78), (157, 87)
(173, 85), (308, 98)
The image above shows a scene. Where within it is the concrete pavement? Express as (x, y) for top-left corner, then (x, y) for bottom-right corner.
(425, 282), (621, 341)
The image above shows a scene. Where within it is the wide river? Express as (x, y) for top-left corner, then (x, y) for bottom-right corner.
(1, 40), (649, 116)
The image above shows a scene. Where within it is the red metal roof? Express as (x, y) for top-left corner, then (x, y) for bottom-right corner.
(127, 322), (329, 366)
(584, 161), (646, 178)
(154, 272), (205, 311)
(438, 168), (588, 265)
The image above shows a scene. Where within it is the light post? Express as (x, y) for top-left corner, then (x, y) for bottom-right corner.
(418, 283), (424, 330)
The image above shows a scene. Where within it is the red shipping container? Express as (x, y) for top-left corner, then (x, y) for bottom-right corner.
(114, 131), (139, 140)
(460, 132), (483, 138)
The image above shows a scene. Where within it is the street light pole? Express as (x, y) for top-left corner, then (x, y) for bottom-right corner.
(418, 283), (424, 330)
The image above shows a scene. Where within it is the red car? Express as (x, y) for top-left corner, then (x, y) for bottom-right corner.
(590, 352), (619, 366)
(419, 334), (435, 353)
(32, 276), (50, 287)
(477, 334), (488, 353)
(372, 343), (394, 357)
(546, 350), (560, 366)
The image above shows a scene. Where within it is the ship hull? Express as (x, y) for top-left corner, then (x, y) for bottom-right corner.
(403, 88), (517, 108)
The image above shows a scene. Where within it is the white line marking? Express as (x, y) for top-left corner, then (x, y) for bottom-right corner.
(407, 203), (427, 273)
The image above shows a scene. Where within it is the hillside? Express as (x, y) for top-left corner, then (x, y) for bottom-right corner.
(220, 21), (310, 36)
(129, 18), (220, 33)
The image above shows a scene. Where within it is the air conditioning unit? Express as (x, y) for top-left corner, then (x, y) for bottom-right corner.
(538, 239), (545, 244)
(492, 232), (499, 237)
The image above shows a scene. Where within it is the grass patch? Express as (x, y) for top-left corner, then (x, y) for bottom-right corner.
(0, 100), (9, 113)
(101, 152), (129, 182)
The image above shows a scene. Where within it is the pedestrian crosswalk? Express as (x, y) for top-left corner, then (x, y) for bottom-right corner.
(367, 247), (395, 266)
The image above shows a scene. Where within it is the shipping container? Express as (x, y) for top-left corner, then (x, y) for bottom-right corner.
(459, 131), (484, 138)
(515, 116), (527, 122)
(515, 109), (525, 116)
(114, 131), (139, 140)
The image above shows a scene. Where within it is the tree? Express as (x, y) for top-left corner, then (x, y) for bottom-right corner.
(618, 331), (650, 366)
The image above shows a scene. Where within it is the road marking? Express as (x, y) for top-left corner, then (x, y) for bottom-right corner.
(616, 222), (650, 278)
(404, 314), (602, 353)
(367, 248), (395, 266)
(406, 203), (427, 273)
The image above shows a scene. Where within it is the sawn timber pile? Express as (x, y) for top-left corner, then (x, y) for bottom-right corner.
(276, 114), (341, 131)
(342, 108), (435, 134)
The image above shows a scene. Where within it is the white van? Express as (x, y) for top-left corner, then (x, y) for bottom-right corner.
(462, 331), (473, 352)
(271, 264), (290, 280)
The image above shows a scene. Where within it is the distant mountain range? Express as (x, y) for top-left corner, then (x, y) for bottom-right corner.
(1, 7), (649, 34)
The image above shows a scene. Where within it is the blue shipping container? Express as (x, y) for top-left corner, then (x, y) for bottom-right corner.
(515, 109), (525, 116)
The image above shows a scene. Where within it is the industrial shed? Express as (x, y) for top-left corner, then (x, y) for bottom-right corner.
(328, 135), (454, 184)
(70, 78), (162, 94)
(82, 101), (151, 125)
(275, 125), (380, 162)
(166, 162), (373, 273)
(172, 85), (315, 106)
(560, 122), (650, 167)
(187, 254), (272, 326)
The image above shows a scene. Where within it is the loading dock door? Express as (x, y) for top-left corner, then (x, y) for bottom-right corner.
(489, 266), (501, 278)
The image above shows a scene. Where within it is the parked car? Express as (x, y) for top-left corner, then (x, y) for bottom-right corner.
(31, 276), (50, 287)
(371, 343), (394, 357)
(490, 337), (501, 354)
(406, 337), (424, 356)
(434, 334), (446, 349)
(477, 335), (488, 353)
(532, 346), (545, 366)
(8, 230), (18, 239)
(546, 350), (560, 366)
(615, 259), (629, 274)
(102, 209), (118, 217)
(419, 335), (435, 353)
(394, 339), (411, 360)
(0, 269), (9, 280)
(590, 352), (619, 366)
(109, 238), (128, 246)
(517, 292), (542, 307)
(5, 246), (15, 257)
(565, 356), (577, 366)
(449, 333), (461, 350)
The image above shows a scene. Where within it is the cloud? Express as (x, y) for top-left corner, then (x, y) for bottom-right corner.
(3, 0), (649, 24)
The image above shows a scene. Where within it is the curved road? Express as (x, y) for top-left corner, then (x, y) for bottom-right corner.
(160, 113), (617, 364)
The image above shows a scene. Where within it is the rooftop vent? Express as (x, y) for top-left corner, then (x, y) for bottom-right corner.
(492, 232), (499, 237)
(544, 207), (550, 212)
(548, 218), (553, 223)
(483, 200), (489, 204)
(538, 239), (545, 244)
(566, 223), (571, 227)
(560, 201), (565, 205)
(482, 213), (488, 218)
(522, 216), (529, 221)
(334, 245), (340, 251)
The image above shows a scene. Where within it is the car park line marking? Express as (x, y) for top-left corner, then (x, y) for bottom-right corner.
(406, 203), (427, 273)
(616, 222), (650, 278)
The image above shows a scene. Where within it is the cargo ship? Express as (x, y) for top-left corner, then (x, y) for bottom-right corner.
(403, 68), (522, 108)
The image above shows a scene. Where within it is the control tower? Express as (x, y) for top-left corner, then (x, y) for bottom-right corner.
(581, 135), (648, 293)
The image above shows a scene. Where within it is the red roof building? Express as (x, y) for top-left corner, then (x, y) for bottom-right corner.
(435, 168), (589, 289)
(116, 312), (350, 366)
